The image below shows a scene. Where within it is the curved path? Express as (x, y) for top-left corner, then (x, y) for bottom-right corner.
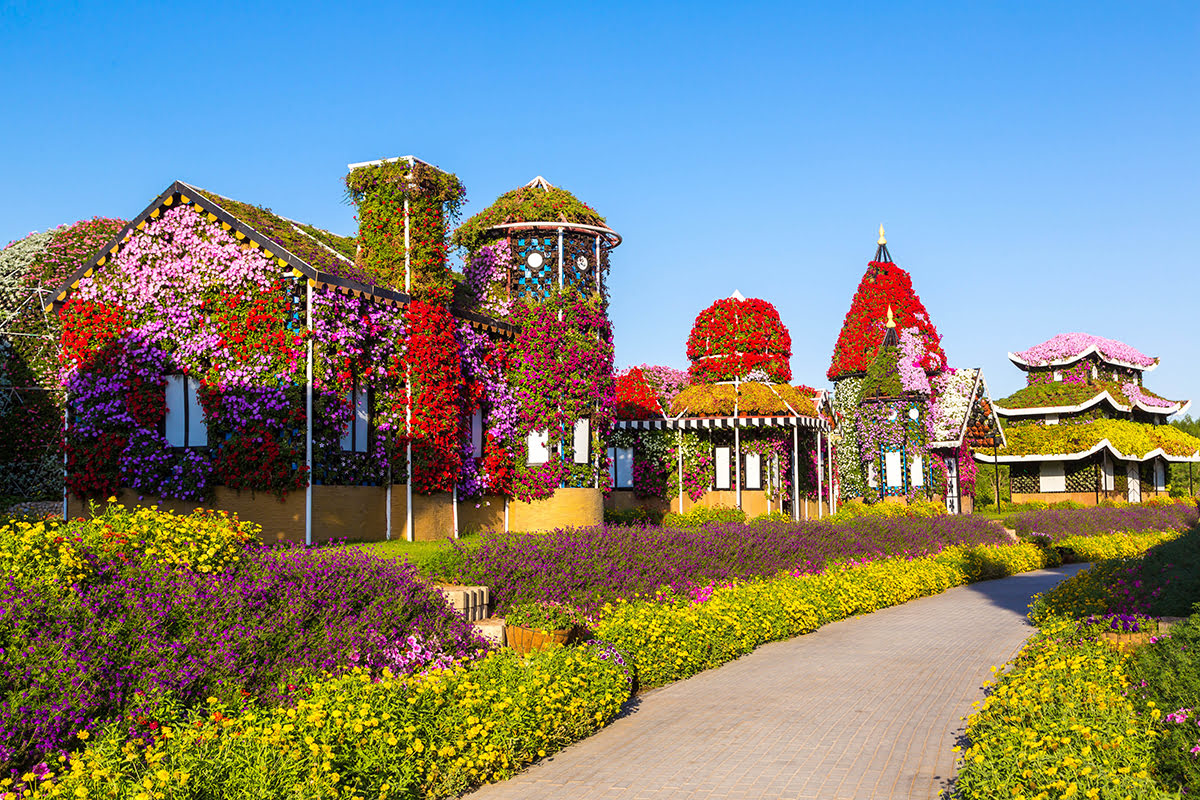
(468, 563), (1088, 800)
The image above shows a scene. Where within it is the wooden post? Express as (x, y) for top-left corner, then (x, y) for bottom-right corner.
(1190, 462), (1194, 497)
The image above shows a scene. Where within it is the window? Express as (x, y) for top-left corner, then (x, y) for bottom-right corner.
(1039, 461), (1066, 493)
(470, 408), (484, 459)
(165, 374), (207, 447)
(572, 418), (590, 464)
(1053, 370), (1062, 382)
(526, 429), (550, 464)
(884, 450), (903, 488)
(341, 383), (370, 453)
(607, 447), (633, 488)
(744, 452), (762, 490)
(911, 454), (924, 487)
(714, 446), (732, 490)
(1045, 413), (1059, 426)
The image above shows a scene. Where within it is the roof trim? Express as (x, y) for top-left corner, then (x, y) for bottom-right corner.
(973, 439), (1200, 464)
(487, 220), (622, 248)
(614, 415), (827, 431)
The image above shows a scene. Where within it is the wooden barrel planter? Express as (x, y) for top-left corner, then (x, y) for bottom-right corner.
(505, 624), (574, 656)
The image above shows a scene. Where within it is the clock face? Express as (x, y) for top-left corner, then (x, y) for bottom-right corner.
(526, 251), (544, 269)
(575, 255), (588, 270)
(908, 407), (920, 420)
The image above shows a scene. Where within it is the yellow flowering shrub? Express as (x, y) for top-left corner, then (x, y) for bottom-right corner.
(956, 616), (1169, 800)
(826, 498), (947, 524)
(28, 645), (629, 800)
(1057, 530), (1178, 563)
(0, 501), (259, 592)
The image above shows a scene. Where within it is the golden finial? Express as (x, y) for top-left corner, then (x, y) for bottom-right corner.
(886, 305), (895, 328)
(878, 224), (887, 246)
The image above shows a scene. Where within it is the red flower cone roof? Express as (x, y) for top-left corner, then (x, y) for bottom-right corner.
(828, 260), (946, 381)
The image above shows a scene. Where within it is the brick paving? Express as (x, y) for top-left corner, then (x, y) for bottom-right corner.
(467, 563), (1088, 800)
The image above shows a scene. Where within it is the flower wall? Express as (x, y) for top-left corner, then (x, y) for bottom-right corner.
(1012, 332), (1157, 369)
(0, 218), (126, 498)
(505, 294), (615, 501)
(686, 297), (792, 383)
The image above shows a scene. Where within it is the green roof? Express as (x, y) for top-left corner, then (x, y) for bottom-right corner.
(997, 418), (1200, 460)
(995, 380), (1177, 411)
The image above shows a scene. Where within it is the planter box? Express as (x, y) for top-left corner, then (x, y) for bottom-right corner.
(505, 624), (573, 656)
(435, 584), (490, 622)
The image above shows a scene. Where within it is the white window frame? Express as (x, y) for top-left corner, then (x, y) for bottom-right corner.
(341, 381), (370, 453)
(165, 374), (207, 448)
(527, 429), (550, 465)
(884, 450), (903, 489)
(911, 454), (925, 487)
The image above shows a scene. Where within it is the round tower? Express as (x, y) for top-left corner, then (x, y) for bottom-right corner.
(453, 176), (620, 307)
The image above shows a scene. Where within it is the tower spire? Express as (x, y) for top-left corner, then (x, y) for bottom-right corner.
(874, 224), (893, 263)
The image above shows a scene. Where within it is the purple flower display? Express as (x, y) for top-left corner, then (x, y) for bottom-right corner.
(0, 544), (489, 772)
(1008, 503), (1197, 541)
(454, 515), (1009, 613)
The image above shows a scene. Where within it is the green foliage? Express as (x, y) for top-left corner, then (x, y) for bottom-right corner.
(857, 344), (904, 400)
(661, 505), (747, 528)
(603, 506), (665, 526)
(452, 184), (607, 254)
(1129, 611), (1200, 792)
(826, 497), (946, 524)
(504, 600), (585, 633)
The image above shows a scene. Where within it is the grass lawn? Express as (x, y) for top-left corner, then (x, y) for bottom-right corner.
(350, 534), (481, 578)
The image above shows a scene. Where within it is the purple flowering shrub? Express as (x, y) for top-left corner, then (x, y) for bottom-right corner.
(0, 541), (489, 773)
(1007, 502), (1198, 541)
(455, 515), (1008, 613)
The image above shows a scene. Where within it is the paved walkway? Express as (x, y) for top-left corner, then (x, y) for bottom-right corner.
(468, 563), (1088, 800)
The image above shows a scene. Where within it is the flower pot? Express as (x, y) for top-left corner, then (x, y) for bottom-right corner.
(505, 624), (573, 656)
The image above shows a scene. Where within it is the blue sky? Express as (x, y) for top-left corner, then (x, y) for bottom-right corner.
(2, 1), (1197, 406)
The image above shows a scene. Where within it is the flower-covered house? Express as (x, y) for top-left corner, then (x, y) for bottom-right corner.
(605, 293), (833, 519)
(828, 230), (1003, 513)
(979, 333), (1200, 503)
(50, 160), (622, 542)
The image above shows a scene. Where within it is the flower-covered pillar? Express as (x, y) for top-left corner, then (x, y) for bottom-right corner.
(345, 157), (466, 540)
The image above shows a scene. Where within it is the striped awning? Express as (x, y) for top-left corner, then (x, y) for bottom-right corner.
(613, 415), (828, 431)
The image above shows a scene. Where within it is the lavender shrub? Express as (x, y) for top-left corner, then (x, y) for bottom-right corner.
(1006, 503), (1198, 540)
(0, 546), (488, 773)
(456, 515), (1008, 613)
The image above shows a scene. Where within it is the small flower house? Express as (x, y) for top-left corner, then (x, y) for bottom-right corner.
(606, 293), (834, 519)
(828, 230), (1003, 513)
(981, 333), (1200, 503)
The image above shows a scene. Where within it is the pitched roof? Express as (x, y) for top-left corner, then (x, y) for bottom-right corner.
(48, 181), (514, 337)
(976, 418), (1200, 463)
(828, 257), (946, 381)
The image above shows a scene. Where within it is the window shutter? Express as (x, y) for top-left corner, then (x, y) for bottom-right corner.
(186, 376), (207, 447)
(615, 447), (634, 488)
(354, 388), (369, 453)
(340, 390), (354, 451)
(744, 452), (762, 490)
(715, 446), (731, 490)
(527, 430), (550, 464)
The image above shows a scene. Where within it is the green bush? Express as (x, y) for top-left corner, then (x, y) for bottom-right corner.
(661, 506), (746, 528)
(1129, 610), (1200, 793)
(603, 506), (665, 526)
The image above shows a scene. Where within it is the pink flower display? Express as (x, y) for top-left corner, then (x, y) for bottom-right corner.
(1121, 382), (1176, 409)
(1012, 333), (1157, 368)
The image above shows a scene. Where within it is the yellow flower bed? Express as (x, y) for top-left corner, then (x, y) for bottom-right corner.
(1057, 530), (1178, 562)
(26, 646), (628, 800)
(0, 501), (259, 592)
(596, 543), (1050, 689)
(955, 616), (1166, 800)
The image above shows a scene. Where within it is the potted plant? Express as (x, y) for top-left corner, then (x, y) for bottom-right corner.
(504, 601), (585, 656)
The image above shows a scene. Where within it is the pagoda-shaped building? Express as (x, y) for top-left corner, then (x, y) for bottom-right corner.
(829, 229), (1002, 513)
(981, 333), (1200, 503)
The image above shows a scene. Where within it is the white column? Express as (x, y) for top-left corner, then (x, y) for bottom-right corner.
(792, 423), (800, 522)
(827, 431), (835, 514)
(452, 485), (458, 539)
(305, 282), (313, 546)
(677, 429), (684, 514)
(62, 388), (68, 520)
(406, 366), (413, 542)
(734, 424), (742, 511)
(816, 429), (824, 520)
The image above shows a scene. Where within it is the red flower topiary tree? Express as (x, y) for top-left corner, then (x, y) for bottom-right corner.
(686, 295), (792, 383)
